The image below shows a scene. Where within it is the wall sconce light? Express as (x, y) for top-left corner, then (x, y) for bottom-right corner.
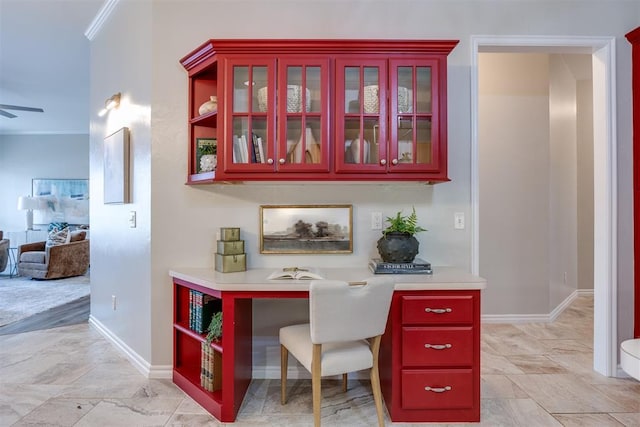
(98, 92), (121, 117)
(17, 196), (40, 230)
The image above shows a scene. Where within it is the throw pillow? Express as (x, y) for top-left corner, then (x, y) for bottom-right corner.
(48, 222), (70, 232)
(46, 227), (70, 247)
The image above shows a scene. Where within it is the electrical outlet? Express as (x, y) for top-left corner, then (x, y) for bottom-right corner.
(112, 295), (117, 310)
(372, 212), (383, 230)
(454, 212), (465, 229)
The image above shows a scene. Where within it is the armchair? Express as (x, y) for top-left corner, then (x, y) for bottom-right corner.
(0, 231), (8, 273)
(17, 232), (89, 280)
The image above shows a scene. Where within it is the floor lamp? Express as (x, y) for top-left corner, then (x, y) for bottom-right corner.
(17, 196), (39, 231)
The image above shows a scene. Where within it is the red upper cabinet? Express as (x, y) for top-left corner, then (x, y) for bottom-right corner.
(180, 39), (458, 184)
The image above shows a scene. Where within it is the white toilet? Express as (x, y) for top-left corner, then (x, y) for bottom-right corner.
(620, 339), (640, 380)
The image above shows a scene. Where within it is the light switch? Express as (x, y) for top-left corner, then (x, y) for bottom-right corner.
(129, 211), (137, 228)
(454, 212), (464, 229)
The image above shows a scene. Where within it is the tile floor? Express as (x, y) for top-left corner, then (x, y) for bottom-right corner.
(2, 295), (640, 426)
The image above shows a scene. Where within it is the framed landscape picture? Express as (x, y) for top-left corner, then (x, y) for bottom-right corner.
(260, 204), (353, 254)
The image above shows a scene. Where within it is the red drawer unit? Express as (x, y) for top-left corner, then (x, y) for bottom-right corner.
(380, 289), (481, 422)
(402, 326), (474, 367)
(402, 369), (474, 410)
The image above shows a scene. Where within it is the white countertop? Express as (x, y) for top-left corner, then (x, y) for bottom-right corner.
(169, 266), (486, 292)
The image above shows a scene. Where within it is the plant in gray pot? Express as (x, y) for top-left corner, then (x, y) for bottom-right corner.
(377, 207), (426, 263)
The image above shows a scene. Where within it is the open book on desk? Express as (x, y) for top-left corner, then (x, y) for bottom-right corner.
(267, 267), (324, 280)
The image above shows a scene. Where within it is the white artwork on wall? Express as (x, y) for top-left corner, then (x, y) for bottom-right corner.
(104, 127), (130, 204)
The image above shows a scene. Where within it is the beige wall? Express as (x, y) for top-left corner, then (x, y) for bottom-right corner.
(478, 53), (592, 315)
(89, 0), (153, 362)
(88, 0), (637, 371)
(0, 134), (89, 231)
(577, 78), (595, 291)
(479, 53), (551, 314)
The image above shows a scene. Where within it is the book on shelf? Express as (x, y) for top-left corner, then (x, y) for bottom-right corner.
(252, 133), (266, 163)
(256, 136), (265, 163)
(267, 267), (324, 280)
(369, 258), (433, 275)
(189, 290), (222, 334)
(232, 134), (249, 163)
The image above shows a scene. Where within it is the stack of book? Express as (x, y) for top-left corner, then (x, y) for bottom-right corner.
(369, 258), (433, 274)
(200, 341), (221, 392)
(189, 290), (221, 334)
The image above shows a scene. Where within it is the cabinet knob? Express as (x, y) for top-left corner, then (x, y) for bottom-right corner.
(391, 158), (399, 165)
(380, 159), (387, 166)
(267, 158), (274, 165)
(279, 158), (285, 165)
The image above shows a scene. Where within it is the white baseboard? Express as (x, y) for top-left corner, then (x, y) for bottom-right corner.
(481, 289), (593, 323)
(89, 315), (172, 379)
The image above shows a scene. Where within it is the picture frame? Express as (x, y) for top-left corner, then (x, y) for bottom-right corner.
(196, 137), (217, 173)
(104, 127), (130, 204)
(32, 178), (89, 225)
(260, 204), (353, 254)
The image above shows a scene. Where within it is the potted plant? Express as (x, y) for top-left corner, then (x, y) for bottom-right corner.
(205, 311), (222, 343)
(377, 207), (426, 263)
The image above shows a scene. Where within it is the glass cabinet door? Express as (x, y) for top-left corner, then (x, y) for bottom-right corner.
(225, 58), (276, 171)
(277, 58), (329, 172)
(335, 58), (387, 173)
(389, 58), (440, 172)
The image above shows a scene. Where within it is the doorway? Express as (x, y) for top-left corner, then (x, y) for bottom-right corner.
(471, 36), (617, 377)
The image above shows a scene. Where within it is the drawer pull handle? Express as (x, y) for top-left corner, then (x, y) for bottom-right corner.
(425, 386), (452, 393)
(425, 308), (452, 314)
(424, 343), (452, 350)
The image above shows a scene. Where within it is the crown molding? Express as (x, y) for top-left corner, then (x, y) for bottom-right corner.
(85, 0), (120, 41)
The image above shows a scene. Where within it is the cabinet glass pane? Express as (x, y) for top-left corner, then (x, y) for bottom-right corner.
(285, 117), (321, 164)
(344, 67), (360, 112)
(232, 117), (249, 163)
(233, 66), (250, 113)
(363, 67), (380, 114)
(252, 117), (268, 164)
(416, 67), (432, 113)
(397, 117), (414, 164)
(344, 117), (379, 164)
(397, 66), (413, 114)
(306, 67), (321, 113)
(231, 116), (268, 164)
(253, 66), (268, 112)
(285, 66), (317, 113)
(416, 117), (432, 164)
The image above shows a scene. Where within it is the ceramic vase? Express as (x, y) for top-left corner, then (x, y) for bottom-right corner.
(198, 96), (218, 115)
(377, 231), (419, 263)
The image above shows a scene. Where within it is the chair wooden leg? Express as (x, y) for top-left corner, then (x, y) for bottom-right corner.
(370, 336), (385, 427)
(342, 373), (348, 392)
(312, 343), (322, 427)
(281, 344), (288, 405)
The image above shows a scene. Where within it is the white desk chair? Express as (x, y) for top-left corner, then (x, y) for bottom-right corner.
(279, 277), (394, 427)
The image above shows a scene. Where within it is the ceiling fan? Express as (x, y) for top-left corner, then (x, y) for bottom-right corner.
(0, 104), (44, 119)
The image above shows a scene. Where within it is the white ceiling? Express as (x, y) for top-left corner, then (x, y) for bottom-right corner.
(0, 0), (103, 135)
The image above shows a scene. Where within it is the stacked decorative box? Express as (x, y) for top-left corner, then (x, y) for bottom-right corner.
(214, 227), (246, 273)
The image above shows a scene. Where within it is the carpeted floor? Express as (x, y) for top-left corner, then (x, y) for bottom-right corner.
(0, 274), (89, 333)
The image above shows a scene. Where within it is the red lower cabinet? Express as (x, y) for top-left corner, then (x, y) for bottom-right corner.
(380, 290), (481, 422)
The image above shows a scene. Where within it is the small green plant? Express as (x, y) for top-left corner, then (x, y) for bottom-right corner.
(382, 207), (426, 237)
(199, 143), (216, 155)
(205, 311), (223, 343)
